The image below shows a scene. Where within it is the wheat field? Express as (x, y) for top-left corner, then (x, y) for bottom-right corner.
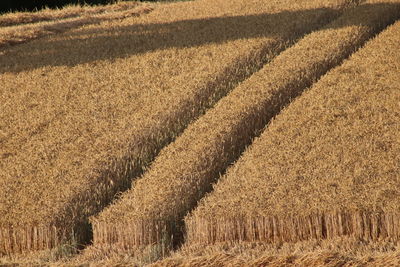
(0, 0), (399, 265)
(0, 3), (153, 50)
(186, 16), (400, 248)
(153, 12), (400, 267)
(92, 0), (400, 255)
(0, 0), (347, 255)
(0, 1), (140, 27)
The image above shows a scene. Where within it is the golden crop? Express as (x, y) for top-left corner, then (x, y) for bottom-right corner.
(0, 0), (346, 255)
(1, 0), (399, 265)
(0, 1), (139, 27)
(91, 0), (400, 255)
(0, 3), (152, 50)
(187, 18), (400, 246)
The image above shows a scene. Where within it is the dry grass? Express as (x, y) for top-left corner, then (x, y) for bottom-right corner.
(90, 0), (400, 255)
(0, 243), (79, 266)
(0, 1), (139, 27)
(0, 3), (154, 50)
(4, 238), (399, 266)
(0, 0), (344, 256)
(155, 250), (400, 267)
(153, 238), (400, 266)
(80, 250), (400, 267)
(186, 18), (400, 246)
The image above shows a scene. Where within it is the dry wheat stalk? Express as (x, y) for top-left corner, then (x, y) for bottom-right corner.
(0, 0), (346, 255)
(187, 17), (400, 246)
(0, 2), (139, 27)
(91, 0), (400, 255)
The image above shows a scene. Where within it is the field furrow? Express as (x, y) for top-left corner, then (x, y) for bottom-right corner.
(0, 0), (345, 255)
(185, 18), (400, 245)
(91, 0), (400, 254)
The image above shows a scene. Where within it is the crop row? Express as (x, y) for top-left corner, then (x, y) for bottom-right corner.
(0, 1), (140, 27)
(187, 14), (400, 245)
(91, 0), (400, 254)
(0, 0), (344, 254)
(0, 4), (153, 50)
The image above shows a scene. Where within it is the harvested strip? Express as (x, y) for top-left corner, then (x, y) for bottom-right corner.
(0, 1), (140, 27)
(91, 0), (400, 251)
(0, 0), (344, 255)
(185, 19), (400, 245)
(154, 238), (400, 266)
(0, 4), (154, 50)
(154, 251), (400, 267)
(76, 238), (400, 266)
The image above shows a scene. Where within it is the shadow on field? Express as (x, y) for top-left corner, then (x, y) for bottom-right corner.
(0, 2), (398, 74)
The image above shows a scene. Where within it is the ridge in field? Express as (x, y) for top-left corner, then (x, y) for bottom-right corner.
(186, 18), (400, 247)
(90, 0), (400, 262)
(0, 1), (141, 27)
(0, 0), (348, 256)
(4, 2), (397, 74)
(0, 3), (154, 50)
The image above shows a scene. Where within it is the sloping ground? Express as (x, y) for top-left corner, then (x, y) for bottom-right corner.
(0, 4), (154, 50)
(186, 18), (400, 246)
(0, 0), (346, 255)
(0, 1), (140, 27)
(91, 0), (400, 256)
